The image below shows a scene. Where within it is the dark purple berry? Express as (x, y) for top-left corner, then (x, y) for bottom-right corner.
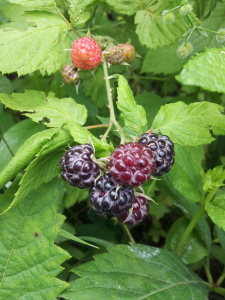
(138, 133), (175, 176)
(117, 196), (149, 225)
(60, 144), (100, 189)
(109, 142), (156, 187)
(89, 174), (135, 216)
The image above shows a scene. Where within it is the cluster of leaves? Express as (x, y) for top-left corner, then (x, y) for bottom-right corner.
(1, 0), (225, 299)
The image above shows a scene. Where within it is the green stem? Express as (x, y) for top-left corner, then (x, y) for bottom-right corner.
(205, 170), (225, 204)
(217, 268), (225, 286)
(55, 7), (81, 38)
(0, 129), (14, 157)
(86, 124), (109, 130)
(203, 260), (213, 284)
(186, 13), (195, 27)
(212, 287), (225, 296)
(176, 169), (225, 255)
(186, 26), (196, 43)
(122, 223), (135, 243)
(195, 27), (219, 34)
(102, 61), (125, 143)
(101, 123), (113, 141)
(169, 6), (181, 12)
(175, 204), (205, 255)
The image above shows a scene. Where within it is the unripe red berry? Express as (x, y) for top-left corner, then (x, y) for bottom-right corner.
(71, 37), (102, 70)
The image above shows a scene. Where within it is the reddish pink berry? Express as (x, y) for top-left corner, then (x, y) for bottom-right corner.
(119, 44), (136, 63)
(71, 37), (102, 70)
(117, 196), (149, 225)
(109, 142), (156, 187)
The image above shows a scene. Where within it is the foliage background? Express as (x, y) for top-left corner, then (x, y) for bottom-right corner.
(1, 0), (225, 299)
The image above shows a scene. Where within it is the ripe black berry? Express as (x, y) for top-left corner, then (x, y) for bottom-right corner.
(117, 196), (149, 226)
(109, 142), (156, 187)
(89, 174), (135, 216)
(60, 144), (100, 189)
(138, 133), (175, 176)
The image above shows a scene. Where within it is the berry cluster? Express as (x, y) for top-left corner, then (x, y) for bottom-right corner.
(60, 132), (175, 226)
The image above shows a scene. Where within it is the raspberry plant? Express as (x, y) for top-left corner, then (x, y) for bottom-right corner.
(1, 1), (225, 300)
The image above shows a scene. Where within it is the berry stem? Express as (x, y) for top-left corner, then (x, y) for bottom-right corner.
(102, 61), (125, 143)
(55, 7), (82, 38)
(203, 259), (213, 284)
(216, 268), (225, 286)
(86, 124), (109, 130)
(122, 223), (135, 243)
(195, 27), (219, 34)
(0, 129), (14, 157)
(176, 169), (225, 256)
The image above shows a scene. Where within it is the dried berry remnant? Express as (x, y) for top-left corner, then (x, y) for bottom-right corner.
(71, 37), (102, 70)
(138, 133), (175, 176)
(119, 44), (136, 63)
(89, 174), (135, 216)
(62, 65), (81, 85)
(105, 45), (123, 65)
(176, 42), (193, 58)
(109, 142), (156, 187)
(117, 196), (149, 225)
(60, 144), (100, 189)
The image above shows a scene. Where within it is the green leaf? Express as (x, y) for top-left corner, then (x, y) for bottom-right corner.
(202, 166), (224, 192)
(0, 90), (87, 127)
(0, 119), (45, 171)
(80, 67), (107, 108)
(176, 49), (225, 93)
(68, 0), (102, 25)
(59, 229), (98, 249)
(135, 9), (187, 49)
(6, 0), (56, 10)
(166, 217), (208, 264)
(1, 149), (63, 214)
(0, 11), (69, 76)
(141, 42), (189, 75)
(205, 194), (225, 231)
(152, 101), (225, 146)
(157, 174), (211, 253)
(0, 74), (13, 94)
(211, 245), (225, 265)
(63, 185), (89, 208)
(67, 123), (114, 157)
(170, 145), (203, 202)
(0, 178), (71, 299)
(135, 92), (164, 127)
(106, 0), (145, 16)
(0, 128), (58, 190)
(115, 74), (147, 135)
(62, 244), (208, 300)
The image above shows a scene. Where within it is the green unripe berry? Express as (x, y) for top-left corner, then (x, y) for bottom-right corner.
(184, 4), (193, 12)
(162, 11), (175, 24)
(179, 6), (188, 15)
(216, 28), (225, 42)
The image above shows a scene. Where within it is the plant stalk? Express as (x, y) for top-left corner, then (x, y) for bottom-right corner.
(176, 169), (225, 255)
(86, 124), (109, 130)
(55, 7), (81, 38)
(102, 61), (125, 143)
(0, 129), (14, 157)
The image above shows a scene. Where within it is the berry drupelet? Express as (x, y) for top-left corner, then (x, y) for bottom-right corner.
(89, 174), (135, 216)
(109, 142), (156, 187)
(138, 133), (175, 176)
(60, 144), (100, 189)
